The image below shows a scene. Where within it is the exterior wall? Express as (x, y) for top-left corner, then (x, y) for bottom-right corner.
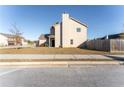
(62, 13), (87, 47)
(0, 34), (8, 46)
(54, 24), (61, 47)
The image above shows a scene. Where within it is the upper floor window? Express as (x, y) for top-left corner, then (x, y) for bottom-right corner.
(50, 26), (55, 35)
(76, 28), (81, 32)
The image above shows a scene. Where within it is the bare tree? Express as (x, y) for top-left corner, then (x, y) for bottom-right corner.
(9, 24), (23, 46)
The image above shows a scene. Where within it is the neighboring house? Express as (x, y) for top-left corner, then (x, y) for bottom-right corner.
(39, 13), (88, 48)
(0, 33), (8, 46)
(0, 33), (27, 46)
(21, 37), (28, 46)
(108, 32), (124, 39)
(96, 32), (124, 40)
(38, 34), (50, 47)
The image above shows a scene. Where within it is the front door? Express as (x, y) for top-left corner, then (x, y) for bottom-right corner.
(51, 39), (55, 47)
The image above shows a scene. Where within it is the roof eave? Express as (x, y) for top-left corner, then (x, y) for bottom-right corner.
(70, 17), (88, 28)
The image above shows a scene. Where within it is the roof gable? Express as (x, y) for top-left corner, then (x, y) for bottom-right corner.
(70, 17), (88, 28)
(0, 33), (15, 38)
(39, 34), (50, 40)
(0, 33), (24, 39)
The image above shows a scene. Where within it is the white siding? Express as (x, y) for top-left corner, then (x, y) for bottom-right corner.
(62, 13), (70, 47)
(61, 13), (87, 47)
(55, 24), (61, 47)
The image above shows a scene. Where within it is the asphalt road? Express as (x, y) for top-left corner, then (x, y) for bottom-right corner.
(0, 65), (124, 87)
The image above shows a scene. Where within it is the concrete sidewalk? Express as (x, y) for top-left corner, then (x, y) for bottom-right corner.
(0, 54), (124, 60)
(0, 54), (118, 59)
(0, 61), (121, 67)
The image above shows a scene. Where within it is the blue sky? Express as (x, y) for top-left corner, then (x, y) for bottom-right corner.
(0, 5), (124, 40)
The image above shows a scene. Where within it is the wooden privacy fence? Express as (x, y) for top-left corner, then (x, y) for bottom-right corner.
(85, 39), (124, 53)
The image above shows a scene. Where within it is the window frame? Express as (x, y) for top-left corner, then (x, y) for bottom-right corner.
(76, 27), (81, 32)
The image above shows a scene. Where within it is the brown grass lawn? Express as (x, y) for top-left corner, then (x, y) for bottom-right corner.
(0, 47), (109, 54)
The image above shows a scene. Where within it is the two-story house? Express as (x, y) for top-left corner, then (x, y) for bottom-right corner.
(39, 13), (88, 48)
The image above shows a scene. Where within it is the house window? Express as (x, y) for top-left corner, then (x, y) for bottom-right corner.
(76, 28), (81, 32)
(70, 39), (73, 45)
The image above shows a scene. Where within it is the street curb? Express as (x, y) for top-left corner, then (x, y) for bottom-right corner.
(0, 59), (114, 62)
